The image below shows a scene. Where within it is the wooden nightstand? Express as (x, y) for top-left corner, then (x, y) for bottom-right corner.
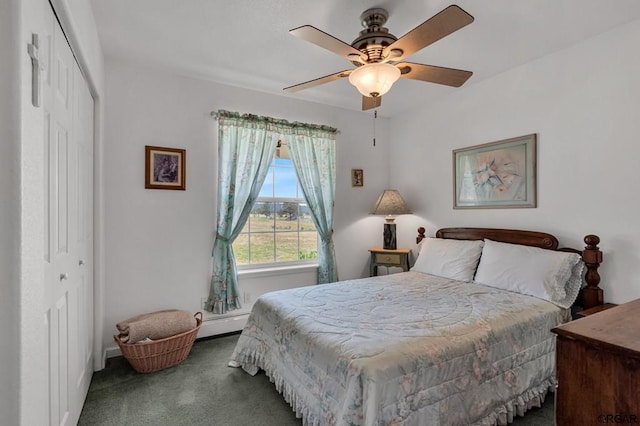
(369, 247), (411, 276)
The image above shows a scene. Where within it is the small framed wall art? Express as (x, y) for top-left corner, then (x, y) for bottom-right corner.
(351, 168), (364, 187)
(453, 134), (536, 209)
(145, 145), (186, 190)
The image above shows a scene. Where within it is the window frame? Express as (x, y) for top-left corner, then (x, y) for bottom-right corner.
(234, 155), (319, 269)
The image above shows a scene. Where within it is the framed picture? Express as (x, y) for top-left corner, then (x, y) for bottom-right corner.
(145, 145), (186, 190)
(351, 168), (364, 187)
(453, 134), (536, 209)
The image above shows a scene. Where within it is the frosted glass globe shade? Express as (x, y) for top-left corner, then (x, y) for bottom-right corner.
(348, 63), (401, 98)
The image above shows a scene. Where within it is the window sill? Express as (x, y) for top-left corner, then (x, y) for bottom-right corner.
(238, 263), (318, 279)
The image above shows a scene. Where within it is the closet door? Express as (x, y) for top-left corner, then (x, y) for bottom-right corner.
(71, 51), (95, 419)
(41, 2), (94, 424)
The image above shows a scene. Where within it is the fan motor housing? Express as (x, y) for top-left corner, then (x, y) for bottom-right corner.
(350, 8), (397, 65)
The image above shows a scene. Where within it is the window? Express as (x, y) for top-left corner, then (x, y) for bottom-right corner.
(233, 141), (318, 266)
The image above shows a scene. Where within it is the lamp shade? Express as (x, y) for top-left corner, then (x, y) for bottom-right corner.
(348, 63), (401, 98)
(371, 189), (411, 250)
(370, 189), (412, 220)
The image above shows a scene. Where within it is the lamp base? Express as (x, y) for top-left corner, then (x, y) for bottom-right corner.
(383, 223), (397, 250)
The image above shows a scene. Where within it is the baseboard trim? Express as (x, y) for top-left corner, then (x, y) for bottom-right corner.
(104, 346), (120, 360)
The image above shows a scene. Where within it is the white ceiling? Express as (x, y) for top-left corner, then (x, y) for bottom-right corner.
(90, 0), (640, 117)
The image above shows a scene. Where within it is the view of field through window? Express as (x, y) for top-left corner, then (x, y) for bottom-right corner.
(233, 155), (318, 265)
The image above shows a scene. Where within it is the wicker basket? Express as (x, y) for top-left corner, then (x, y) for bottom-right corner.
(113, 312), (203, 373)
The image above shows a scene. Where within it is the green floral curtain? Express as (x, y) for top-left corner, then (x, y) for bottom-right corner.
(205, 111), (279, 313)
(207, 110), (339, 313)
(286, 127), (338, 283)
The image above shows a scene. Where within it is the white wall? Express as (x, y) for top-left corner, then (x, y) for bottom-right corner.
(102, 59), (392, 354)
(390, 18), (640, 304)
(17, 0), (49, 422)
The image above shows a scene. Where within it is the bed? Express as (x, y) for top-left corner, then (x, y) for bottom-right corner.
(229, 227), (604, 425)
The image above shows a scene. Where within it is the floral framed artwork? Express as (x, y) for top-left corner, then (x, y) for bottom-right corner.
(145, 145), (186, 190)
(351, 168), (364, 187)
(453, 134), (536, 209)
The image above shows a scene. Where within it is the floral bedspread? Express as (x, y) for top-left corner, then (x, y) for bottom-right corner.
(229, 272), (570, 425)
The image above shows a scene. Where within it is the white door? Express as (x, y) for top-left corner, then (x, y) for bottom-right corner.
(41, 2), (94, 424)
(72, 47), (95, 410)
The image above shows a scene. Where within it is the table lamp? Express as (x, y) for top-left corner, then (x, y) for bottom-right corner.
(370, 189), (411, 250)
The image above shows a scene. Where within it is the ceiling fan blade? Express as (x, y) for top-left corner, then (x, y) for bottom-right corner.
(283, 70), (352, 93)
(396, 62), (472, 87)
(290, 25), (366, 60)
(362, 96), (382, 111)
(384, 5), (474, 61)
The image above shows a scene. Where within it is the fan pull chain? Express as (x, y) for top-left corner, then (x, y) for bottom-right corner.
(373, 110), (377, 147)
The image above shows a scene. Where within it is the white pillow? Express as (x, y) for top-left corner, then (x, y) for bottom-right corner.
(474, 239), (584, 308)
(411, 237), (484, 282)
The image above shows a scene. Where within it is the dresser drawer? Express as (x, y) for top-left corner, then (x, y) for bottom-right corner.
(375, 253), (401, 264)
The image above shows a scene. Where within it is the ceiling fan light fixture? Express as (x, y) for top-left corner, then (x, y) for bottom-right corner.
(348, 63), (401, 98)
(286, 5), (474, 110)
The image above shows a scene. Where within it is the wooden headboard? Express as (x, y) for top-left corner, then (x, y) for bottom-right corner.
(416, 227), (604, 309)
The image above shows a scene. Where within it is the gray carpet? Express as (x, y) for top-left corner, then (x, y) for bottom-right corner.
(79, 333), (555, 425)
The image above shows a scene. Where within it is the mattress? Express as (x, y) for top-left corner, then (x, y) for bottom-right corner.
(230, 271), (570, 425)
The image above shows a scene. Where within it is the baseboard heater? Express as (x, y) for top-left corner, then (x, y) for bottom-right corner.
(199, 313), (249, 338)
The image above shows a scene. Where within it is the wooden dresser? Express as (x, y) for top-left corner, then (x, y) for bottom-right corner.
(551, 299), (640, 425)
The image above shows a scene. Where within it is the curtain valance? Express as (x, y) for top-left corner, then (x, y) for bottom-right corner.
(217, 110), (338, 138)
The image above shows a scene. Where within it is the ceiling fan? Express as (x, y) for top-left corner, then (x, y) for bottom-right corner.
(284, 5), (474, 110)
